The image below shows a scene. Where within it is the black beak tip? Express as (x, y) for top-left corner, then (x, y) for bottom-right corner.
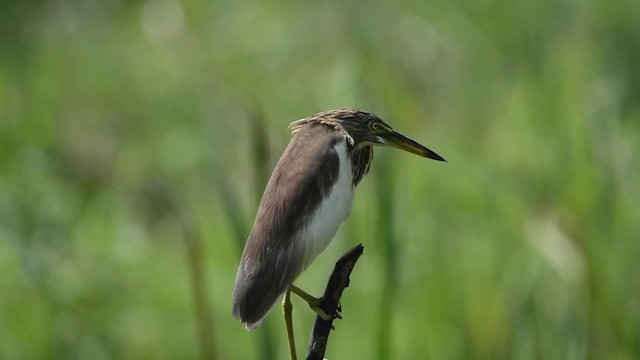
(427, 150), (446, 162)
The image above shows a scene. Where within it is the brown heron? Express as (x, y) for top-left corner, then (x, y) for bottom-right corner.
(232, 109), (444, 359)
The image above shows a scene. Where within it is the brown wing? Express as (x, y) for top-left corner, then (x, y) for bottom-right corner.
(232, 122), (344, 328)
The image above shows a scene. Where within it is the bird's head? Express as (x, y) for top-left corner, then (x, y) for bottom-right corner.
(293, 108), (445, 161)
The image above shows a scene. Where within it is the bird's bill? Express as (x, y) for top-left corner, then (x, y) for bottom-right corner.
(382, 131), (446, 161)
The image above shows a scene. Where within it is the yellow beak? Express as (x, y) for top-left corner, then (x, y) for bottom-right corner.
(381, 131), (446, 161)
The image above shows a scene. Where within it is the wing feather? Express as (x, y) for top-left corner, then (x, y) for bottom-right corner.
(232, 123), (343, 328)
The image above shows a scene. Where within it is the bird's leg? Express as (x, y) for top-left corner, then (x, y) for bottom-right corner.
(289, 284), (342, 320)
(282, 288), (297, 360)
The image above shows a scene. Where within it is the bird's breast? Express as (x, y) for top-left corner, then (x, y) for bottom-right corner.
(299, 140), (354, 269)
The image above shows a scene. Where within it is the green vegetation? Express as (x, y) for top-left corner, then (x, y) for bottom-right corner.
(1, 0), (638, 359)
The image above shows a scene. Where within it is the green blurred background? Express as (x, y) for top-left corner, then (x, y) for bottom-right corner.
(1, 0), (639, 359)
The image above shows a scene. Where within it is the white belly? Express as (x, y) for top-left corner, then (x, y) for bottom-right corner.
(300, 141), (354, 269)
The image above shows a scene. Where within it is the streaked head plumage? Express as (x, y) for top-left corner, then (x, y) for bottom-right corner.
(290, 108), (445, 161)
(289, 108), (388, 146)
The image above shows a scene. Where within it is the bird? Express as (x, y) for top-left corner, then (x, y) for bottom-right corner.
(232, 108), (444, 358)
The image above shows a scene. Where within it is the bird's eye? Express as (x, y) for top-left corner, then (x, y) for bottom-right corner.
(370, 122), (379, 130)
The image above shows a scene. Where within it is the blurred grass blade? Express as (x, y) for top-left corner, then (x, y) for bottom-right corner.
(248, 108), (278, 360)
(374, 155), (397, 360)
(250, 108), (270, 204)
(178, 205), (217, 360)
(211, 165), (250, 252)
(210, 109), (277, 360)
(139, 181), (216, 360)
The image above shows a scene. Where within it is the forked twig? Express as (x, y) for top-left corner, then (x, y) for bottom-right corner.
(306, 244), (364, 360)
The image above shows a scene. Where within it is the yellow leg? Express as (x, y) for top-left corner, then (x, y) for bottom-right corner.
(289, 284), (341, 321)
(282, 288), (297, 360)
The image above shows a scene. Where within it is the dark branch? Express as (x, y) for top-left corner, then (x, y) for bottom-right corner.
(306, 244), (364, 360)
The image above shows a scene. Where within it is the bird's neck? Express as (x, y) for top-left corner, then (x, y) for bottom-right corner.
(347, 144), (373, 187)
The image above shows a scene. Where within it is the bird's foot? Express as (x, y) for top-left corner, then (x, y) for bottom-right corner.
(307, 297), (342, 321)
(289, 284), (342, 321)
